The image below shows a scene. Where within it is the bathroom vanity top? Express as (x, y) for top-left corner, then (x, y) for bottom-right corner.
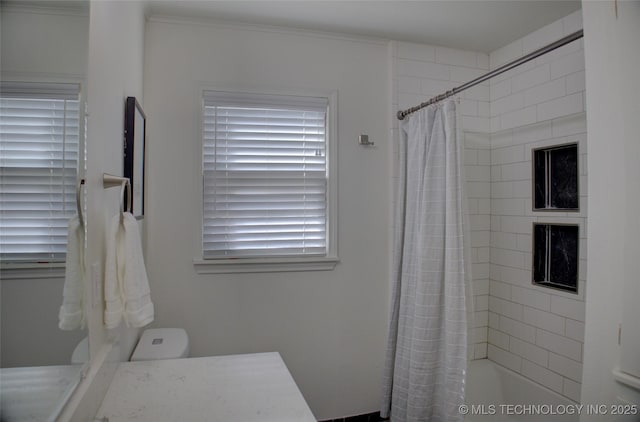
(95, 352), (316, 421)
(1, 364), (82, 422)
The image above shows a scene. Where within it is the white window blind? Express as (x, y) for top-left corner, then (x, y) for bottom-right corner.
(0, 83), (80, 263)
(202, 91), (329, 259)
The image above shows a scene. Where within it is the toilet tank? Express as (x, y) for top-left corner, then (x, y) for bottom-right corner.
(130, 328), (189, 361)
(71, 337), (89, 364)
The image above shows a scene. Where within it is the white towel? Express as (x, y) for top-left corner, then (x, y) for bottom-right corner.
(104, 212), (154, 329)
(59, 216), (85, 330)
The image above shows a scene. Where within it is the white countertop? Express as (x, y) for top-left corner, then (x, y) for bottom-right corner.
(1, 364), (82, 422)
(96, 352), (316, 422)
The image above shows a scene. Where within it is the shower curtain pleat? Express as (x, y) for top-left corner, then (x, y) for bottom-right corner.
(381, 100), (468, 422)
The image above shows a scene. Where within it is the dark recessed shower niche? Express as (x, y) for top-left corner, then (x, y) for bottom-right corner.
(533, 143), (578, 210)
(533, 223), (579, 293)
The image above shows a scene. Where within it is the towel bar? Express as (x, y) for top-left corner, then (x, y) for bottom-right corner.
(103, 174), (132, 218)
(76, 178), (85, 227)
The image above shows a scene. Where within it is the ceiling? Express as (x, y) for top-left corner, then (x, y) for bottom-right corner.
(147, 0), (582, 53)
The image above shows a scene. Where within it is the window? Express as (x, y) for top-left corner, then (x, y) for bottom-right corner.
(0, 82), (80, 264)
(199, 90), (337, 271)
(533, 143), (578, 210)
(532, 223), (579, 293)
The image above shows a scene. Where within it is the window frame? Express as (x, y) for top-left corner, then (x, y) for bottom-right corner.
(531, 222), (580, 294)
(193, 88), (339, 274)
(0, 81), (84, 276)
(532, 142), (579, 211)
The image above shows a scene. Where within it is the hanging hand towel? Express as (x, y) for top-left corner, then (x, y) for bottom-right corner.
(59, 216), (86, 330)
(104, 212), (154, 329)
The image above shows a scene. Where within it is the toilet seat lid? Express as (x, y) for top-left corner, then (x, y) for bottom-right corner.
(130, 328), (189, 361)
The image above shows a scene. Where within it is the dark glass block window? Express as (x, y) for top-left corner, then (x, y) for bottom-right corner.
(533, 223), (579, 293)
(533, 144), (578, 210)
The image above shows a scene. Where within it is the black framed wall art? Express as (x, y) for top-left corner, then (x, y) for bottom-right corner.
(124, 96), (146, 218)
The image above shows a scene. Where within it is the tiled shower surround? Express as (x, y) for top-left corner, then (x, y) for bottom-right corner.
(488, 11), (586, 402)
(390, 35), (492, 363)
(391, 10), (586, 402)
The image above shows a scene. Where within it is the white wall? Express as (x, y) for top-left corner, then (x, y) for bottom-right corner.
(1, 277), (86, 367)
(390, 40), (492, 360)
(0, 5), (88, 367)
(581, 1), (640, 419)
(0, 5), (88, 81)
(58, 1), (147, 420)
(486, 10), (587, 402)
(83, 0), (145, 368)
(143, 18), (390, 420)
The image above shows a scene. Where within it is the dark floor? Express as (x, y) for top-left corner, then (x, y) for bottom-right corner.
(319, 411), (388, 422)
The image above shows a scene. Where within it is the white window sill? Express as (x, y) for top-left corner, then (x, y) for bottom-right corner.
(193, 256), (340, 274)
(0, 262), (66, 280)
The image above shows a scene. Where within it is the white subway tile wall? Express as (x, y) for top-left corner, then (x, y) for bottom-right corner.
(392, 39), (491, 361)
(391, 10), (586, 400)
(488, 10), (586, 402)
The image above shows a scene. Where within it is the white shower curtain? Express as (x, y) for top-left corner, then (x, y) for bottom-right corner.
(381, 99), (468, 422)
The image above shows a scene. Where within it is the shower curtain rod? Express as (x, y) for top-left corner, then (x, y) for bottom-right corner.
(397, 29), (584, 120)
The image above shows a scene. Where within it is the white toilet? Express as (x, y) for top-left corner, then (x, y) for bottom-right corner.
(130, 328), (189, 361)
(71, 337), (89, 364)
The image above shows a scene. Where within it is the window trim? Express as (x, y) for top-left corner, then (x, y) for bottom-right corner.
(194, 87), (339, 274)
(0, 262), (66, 280)
(193, 256), (339, 274)
(0, 80), (84, 271)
